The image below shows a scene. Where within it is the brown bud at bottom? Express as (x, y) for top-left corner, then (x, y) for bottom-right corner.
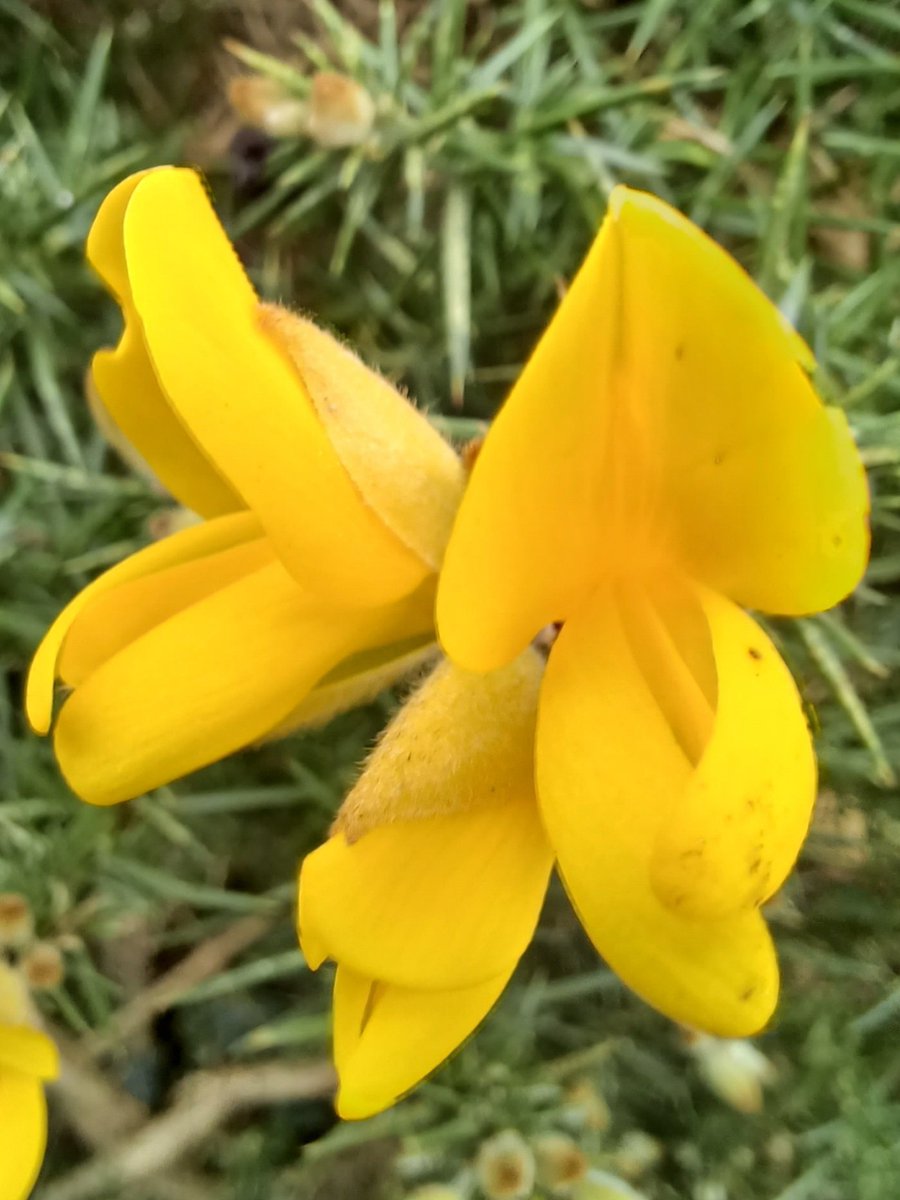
(21, 943), (65, 991)
(475, 1130), (536, 1200)
(0, 893), (33, 946)
(228, 76), (308, 138)
(535, 1132), (589, 1194)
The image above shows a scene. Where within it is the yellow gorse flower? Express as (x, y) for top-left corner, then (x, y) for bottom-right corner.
(299, 187), (869, 1118)
(27, 167), (464, 805)
(0, 963), (58, 1200)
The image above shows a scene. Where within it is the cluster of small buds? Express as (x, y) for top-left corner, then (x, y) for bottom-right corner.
(685, 1031), (777, 1114)
(227, 68), (376, 148)
(0, 892), (65, 995)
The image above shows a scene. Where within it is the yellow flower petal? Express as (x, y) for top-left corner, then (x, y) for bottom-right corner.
(437, 215), (620, 671)
(54, 567), (435, 806)
(120, 168), (427, 607)
(609, 188), (869, 615)
(299, 653), (551, 989)
(538, 583), (780, 1036)
(267, 636), (438, 738)
(333, 652), (544, 841)
(0, 1025), (59, 1082)
(650, 589), (816, 918)
(300, 801), (552, 991)
(438, 186), (868, 673)
(0, 1066), (47, 1200)
(333, 964), (512, 1120)
(26, 511), (263, 735)
(87, 171), (243, 517)
(58, 535), (276, 688)
(259, 306), (465, 572)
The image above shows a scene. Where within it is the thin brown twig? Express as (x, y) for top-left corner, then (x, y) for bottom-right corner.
(42, 1058), (337, 1200)
(85, 915), (274, 1056)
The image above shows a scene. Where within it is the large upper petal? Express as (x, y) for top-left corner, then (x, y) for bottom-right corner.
(611, 188), (869, 615)
(537, 579), (815, 1036)
(438, 186), (868, 673)
(26, 511), (264, 735)
(437, 214), (620, 671)
(299, 654), (553, 990)
(115, 168), (428, 607)
(332, 964), (512, 1120)
(54, 567), (435, 806)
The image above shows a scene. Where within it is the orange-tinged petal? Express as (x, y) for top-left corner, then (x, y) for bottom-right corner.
(300, 802), (552, 990)
(0, 1026), (59, 1082)
(333, 965), (512, 1120)
(87, 170), (243, 517)
(26, 511), (263, 735)
(437, 215), (620, 671)
(260, 306), (465, 571)
(121, 168), (427, 606)
(54, 567), (435, 806)
(0, 1066), (47, 1200)
(610, 187), (869, 615)
(650, 589), (815, 917)
(538, 583), (779, 1036)
(58, 536), (276, 687)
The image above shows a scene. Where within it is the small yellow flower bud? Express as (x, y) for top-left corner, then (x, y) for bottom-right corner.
(21, 942), (65, 991)
(612, 1131), (662, 1181)
(475, 1130), (536, 1200)
(0, 893), (33, 946)
(534, 1132), (589, 1194)
(688, 1033), (776, 1114)
(228, 76), (308, 138)
(306, 71), (376, 148)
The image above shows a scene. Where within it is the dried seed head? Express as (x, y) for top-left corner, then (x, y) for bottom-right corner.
(688, 1033), (776, 1114)
(228, 76), (308, 138)
(307, 72), (376, 147)
(0, 893), (33, 946)
(21, 942), (65, 991)
(534, 1132), (589, 1194)
(475, 1130), (536, 1200)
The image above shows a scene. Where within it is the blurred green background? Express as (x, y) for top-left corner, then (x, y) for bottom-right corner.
(1, 1), (899, 1197)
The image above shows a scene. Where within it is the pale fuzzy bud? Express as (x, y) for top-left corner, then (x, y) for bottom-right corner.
(612, 1131), (662, 1181)
(564, 1080), (611, 1132)
(689, 1033), (777, 1114)
(21, 942), (65, 991)
(572, 1170), (650, 1199)
(0, 893), (34, 946)
(307, 71), (375, 147)
(475, 1130), (536, 1200)
(534, 1132), (589, 1194)
(228, 76), (308, 138)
